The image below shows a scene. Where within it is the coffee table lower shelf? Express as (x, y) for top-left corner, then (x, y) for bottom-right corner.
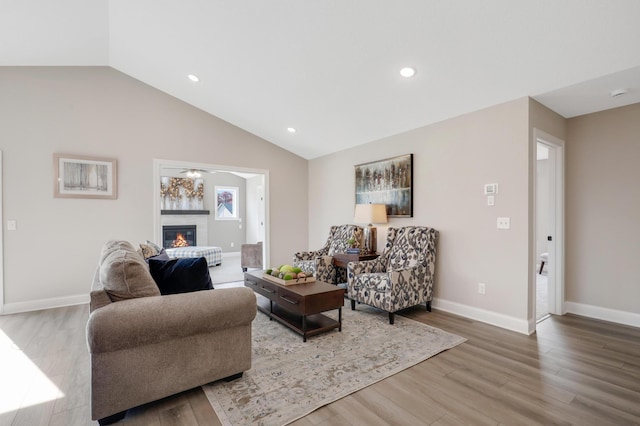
(255, 295), (342, 342)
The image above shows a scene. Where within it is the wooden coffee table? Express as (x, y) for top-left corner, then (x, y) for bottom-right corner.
(244, 271), (344, 342)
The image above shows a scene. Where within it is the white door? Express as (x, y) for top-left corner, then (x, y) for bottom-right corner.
(257, 184), (265, 243)
(534, 129), (565, 319)
(0, 151), (3, 314)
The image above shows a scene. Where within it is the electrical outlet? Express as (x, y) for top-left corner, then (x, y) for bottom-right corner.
(497, 217), (510, 229)
(478, 282), (486, 295)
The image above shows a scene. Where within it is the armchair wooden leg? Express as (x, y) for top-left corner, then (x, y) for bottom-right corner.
(388, 312), (395, 324)
(426, 301), (432, 312)
(350, 299), (356, 310)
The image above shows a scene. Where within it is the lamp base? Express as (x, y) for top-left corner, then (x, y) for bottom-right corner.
(363, 225), (377, 254)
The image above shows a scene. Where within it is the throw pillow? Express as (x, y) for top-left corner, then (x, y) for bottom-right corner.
(145, 240), (163, 253)
(99, 241), (161, 301)
(138, 242), (160, 260)
(148, 257), (213, 295)
(146, 248), (170, 263)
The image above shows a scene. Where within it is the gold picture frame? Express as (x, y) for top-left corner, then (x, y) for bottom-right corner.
(53, 153), (117, 199)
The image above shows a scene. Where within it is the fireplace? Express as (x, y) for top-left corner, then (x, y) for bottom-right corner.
(162, 225), (196, 248)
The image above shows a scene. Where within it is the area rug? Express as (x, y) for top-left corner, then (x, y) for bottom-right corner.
(202, 301), (466, 425)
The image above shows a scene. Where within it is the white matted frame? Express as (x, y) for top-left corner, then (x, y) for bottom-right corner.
(53, 153), (117, 199)
(215, 186), (238, 220)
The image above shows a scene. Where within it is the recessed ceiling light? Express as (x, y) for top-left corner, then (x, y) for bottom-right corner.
(287, 127), (296, 133)
(400, 67), (416, 78)
(188, 74), (200, 82)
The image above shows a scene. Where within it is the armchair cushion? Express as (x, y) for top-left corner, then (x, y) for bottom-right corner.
(387, 227), (425, 270)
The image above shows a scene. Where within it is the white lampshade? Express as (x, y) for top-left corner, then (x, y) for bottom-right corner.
(354, 204), (388, 225)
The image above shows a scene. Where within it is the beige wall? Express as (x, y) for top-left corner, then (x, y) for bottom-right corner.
(3, 65), (637, 329)
(566, 103), (640, 315)
(310, 98), (532, 331)
(0, 67), (308, 309)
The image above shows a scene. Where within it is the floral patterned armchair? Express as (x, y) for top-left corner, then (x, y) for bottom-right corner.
(347, 226), (439, 324)
(294, 225), (363, 284)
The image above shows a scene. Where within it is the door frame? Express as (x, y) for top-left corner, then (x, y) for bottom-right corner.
(152, 159), (270, 267)
(0, 151), (4, 314)
(533, 129), (565, 322)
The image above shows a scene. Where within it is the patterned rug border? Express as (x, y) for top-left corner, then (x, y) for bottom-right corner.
(203, 302), (466, 425)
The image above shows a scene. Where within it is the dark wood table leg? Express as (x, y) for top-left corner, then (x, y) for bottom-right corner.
(302, 315), (307, 342)
(338, 306), (342, 331)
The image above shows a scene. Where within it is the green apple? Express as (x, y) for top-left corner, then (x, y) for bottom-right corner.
(279, 264), (295, 273)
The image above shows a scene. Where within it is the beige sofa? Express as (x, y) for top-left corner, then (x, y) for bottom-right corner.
(86, 241), (256, 424)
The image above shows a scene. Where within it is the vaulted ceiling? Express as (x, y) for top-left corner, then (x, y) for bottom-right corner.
(2, 1), (639, 159)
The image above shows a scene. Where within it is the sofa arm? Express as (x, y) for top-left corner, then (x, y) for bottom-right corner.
(87, 287), (256, 354)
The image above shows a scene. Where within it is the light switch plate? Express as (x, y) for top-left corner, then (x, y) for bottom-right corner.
(484, 183), (498, 195)
(497, 217), (510, 229)
(7, 220), (17, 231)
(487, 195), (495, 206)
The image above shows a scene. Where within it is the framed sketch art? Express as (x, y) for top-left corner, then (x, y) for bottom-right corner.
(53, 153), (117, 199)
(215, 186), (238, 220)
(355, 154), (413, 217)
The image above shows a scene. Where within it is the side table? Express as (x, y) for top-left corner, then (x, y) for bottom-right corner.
(332, 253), (379, 287)
(332, 253), (379, 269)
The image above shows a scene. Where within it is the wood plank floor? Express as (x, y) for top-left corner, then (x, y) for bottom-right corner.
(1, 303), (639, 426)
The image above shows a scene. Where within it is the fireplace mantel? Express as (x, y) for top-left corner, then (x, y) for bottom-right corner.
(161, 210), (210, 215)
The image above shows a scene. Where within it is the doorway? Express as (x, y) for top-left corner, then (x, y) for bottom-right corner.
(534, 129), (565, 323)
(0, 151), (4, 314)
(152, 159), (270, 270)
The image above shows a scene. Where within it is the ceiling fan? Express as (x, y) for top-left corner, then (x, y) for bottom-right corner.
(162, 167), (216, 178)
(180, 168), (210, 178)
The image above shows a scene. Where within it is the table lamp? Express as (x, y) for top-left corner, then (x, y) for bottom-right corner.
(354, 203), (388, 254)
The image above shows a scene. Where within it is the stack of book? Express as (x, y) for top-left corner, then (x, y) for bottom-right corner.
(346, 248), (361, 254)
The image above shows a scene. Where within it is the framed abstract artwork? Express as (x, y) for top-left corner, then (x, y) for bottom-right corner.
(355, 154), (413, 217)
(215, 186), (238, 220)
(53, 153), (117, 199)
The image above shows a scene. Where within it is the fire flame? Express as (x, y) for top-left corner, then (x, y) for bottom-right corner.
(172, 233), (189, 248)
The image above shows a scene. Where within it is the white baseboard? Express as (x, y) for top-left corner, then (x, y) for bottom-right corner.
(2, 294), (89, 315)
(565, 302), (640, 328)
(433, 298), (532, 335)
